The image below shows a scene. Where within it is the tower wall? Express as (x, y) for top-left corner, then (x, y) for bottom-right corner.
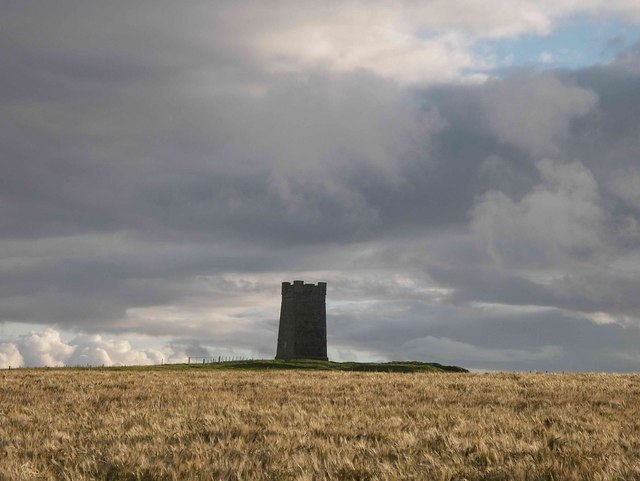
(276, 280), (327, 361)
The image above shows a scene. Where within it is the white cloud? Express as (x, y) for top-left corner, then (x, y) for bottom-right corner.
(250, 18), (481, 84)
(603, 0), (640, 22)
(472, 159), (606, 266)
(0, 328), (173, 368)
(398, 335), (564, 364)
(67, 334), (165, 367)
(0, 342), (23, 369)
(482, 74), (597, 154)
(224, 1), (640, 84)
(539, 52), (555, 63)
(15, 329), (74, 367)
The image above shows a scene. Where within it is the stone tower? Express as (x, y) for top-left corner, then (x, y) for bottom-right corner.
(275, 280), (327, 361)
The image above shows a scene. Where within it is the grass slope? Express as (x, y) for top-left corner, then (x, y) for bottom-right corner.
(100, 359), (468, 373)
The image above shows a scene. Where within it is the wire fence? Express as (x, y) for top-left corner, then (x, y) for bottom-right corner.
(1, 356), (259, 370)
(187, 355), (254, 364)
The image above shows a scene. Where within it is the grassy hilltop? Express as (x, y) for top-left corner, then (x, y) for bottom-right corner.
(125, 359), (468, 373)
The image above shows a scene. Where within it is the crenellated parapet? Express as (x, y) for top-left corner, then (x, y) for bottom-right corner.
(282, 280), (327, 296)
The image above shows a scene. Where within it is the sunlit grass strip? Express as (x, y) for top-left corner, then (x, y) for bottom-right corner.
(61, 359), (467, 373)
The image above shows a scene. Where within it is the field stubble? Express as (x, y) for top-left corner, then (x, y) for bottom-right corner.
(1, 369), (639, 480)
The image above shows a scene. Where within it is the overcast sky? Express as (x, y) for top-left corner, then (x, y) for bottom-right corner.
(2, 1), (640, 371)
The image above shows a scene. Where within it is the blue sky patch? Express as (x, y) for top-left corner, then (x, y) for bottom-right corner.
(478, 15), (640, 73)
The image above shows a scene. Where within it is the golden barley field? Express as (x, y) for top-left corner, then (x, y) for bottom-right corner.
(1, 369), (639, 481)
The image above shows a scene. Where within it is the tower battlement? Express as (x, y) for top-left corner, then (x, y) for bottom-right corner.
(276, 280), (328, 361)
(282, 280), (327, 296)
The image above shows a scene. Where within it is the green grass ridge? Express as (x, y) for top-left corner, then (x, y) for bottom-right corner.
(77, 359), (468, 373)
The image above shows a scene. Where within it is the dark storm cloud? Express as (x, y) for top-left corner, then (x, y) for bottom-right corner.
(428, 264), (640, 319)
(1, 67), (446, 243)
(329, 301), (640, 372)
(2, 1), (640, 370)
